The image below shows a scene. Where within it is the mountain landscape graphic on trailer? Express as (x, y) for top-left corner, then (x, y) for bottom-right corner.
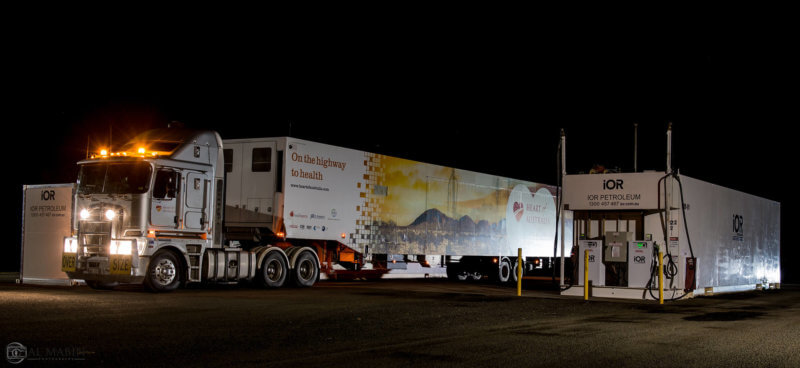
(364, 154), (557, 257)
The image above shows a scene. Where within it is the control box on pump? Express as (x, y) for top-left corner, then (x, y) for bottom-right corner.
(604, 232), (632, 263)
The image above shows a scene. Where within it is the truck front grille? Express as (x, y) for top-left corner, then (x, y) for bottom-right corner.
(80, 221), (112, 257)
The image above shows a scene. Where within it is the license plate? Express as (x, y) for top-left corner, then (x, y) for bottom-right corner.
(61, 254), (76, 272)
(109, 255), (132, 275)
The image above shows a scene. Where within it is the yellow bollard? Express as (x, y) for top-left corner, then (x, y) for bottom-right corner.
(658, 251), (664, 305)
(517, 248), (523, 296)
(584, 249), (589, 301)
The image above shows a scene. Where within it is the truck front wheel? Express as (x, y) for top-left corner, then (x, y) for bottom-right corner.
(145, 251), (182, 292)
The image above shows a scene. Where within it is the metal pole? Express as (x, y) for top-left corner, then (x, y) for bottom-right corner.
(517, 248), (523, 296)
(659, 251), (664, 304)
(634, 123), (638, 172)
(664, 124), (673, 262)
(666, 122), (672, 174)
(561, 128), (567, 178)
(584, 249), (589, 301)
(559, 129), (566, 287)
(560, 211), (565, 287)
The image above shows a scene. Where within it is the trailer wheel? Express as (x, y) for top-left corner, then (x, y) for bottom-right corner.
(511, 262), (519, 284)
(293, 251), (319, 287)
(260, 252), (288, 288)
(447, 265), (469, 281)
(145, 251), (182, 292)
(498, 259), (512, 283)
(470, 272), (484, 281)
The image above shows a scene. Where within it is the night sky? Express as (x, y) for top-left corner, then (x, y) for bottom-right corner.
(7, 17), (796, 282)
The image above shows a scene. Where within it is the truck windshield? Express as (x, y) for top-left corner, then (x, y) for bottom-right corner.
(78, 162), (152, 195)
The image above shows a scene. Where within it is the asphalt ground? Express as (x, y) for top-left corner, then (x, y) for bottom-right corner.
(1, 280), (798, 367)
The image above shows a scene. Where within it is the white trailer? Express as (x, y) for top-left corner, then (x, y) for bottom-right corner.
(61, 128), (567, 291)
(559, 128), (780, 299)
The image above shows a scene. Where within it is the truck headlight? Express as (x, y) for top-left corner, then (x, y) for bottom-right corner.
(105, 209), (117, 220)
(80, 209), (90, 220)
(110, 240), (133, 255)
(63, 238), (78, 253)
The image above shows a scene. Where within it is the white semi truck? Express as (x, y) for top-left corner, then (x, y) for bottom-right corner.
(61, 128), (568, 291)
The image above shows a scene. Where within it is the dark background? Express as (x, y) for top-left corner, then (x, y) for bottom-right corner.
(6, 14), (795, 282)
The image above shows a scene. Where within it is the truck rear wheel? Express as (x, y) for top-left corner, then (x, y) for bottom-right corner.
(293, 251), (319, 287)
(260, 252), (288, 288)
(145, 251), (182, 292)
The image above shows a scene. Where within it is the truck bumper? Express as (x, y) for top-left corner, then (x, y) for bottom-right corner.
(64, 254), (149, 284)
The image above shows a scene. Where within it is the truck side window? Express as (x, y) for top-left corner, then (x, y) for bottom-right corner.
(252, 148), (271, 172)
(153, 170), (178, 199)
(223, 149), (233, 173)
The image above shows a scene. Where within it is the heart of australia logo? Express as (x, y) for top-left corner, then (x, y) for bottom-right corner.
(513, 202), (524, 221)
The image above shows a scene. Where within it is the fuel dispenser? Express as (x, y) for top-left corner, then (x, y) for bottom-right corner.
(578, 240), (604, 286)
(627, 240), (653, 288)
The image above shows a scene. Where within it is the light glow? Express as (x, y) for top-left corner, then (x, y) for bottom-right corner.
(105, 209), (116, 220)
(110, 240), (133, 255)
(63, 238), (77, 253)
(80, 209), (90, 220)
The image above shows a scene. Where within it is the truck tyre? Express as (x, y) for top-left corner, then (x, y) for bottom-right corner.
(511, 262), (519, 284)
(293, 251), (319, 287)
(446, 265), (469, 281)
(498, 259), (512, 283)
(145, 251), (182, 292)
(470, 272), (483, 281)
(260, 252), (288, 288)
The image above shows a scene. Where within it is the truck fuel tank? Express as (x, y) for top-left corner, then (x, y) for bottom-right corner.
(204, 248), (257, 282)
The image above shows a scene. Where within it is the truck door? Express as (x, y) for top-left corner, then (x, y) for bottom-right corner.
(184, 172), (210, 230)
(151, 169), (180, 229)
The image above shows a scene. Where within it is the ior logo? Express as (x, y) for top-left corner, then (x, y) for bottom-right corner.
(513, 202), (524, 221)
(602, 179), (624, 190)
(634, 256), (646, 264)
(41, 190), (56, 201)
